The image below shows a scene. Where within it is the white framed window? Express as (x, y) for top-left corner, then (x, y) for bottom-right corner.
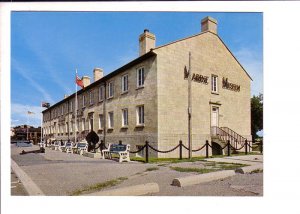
(136, 105), (144, 125)
(137, 67), (145, 87)
(82, 95), (86, 107)
(121, 74), (128, 93)
(211, 75), (218, 93)
(82, 118), (85, 131)
(99, 114), (104, 129)
(70, 122), (73, 132)
(89, 116), (94, 131)
(122, 108), (128, 127)
(108, 81), (114, 98)
(70, 101), (73, 112)
(108, 112), (114, 128)
(99, 86), (105, 101)
(89, 91), (93, 105)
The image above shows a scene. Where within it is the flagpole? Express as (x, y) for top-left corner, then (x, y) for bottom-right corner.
(41, 103), (43, 144)
(75, 69), (78, 144)
(26, 113), (29, 140)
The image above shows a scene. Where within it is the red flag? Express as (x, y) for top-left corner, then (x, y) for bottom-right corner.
(76, 75), (84, 89)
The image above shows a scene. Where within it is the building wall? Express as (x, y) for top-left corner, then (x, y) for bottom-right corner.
(43, 56), (158, 156)
(154, 32), (251, 158)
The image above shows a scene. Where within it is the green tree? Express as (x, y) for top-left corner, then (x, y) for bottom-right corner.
(251, 94), (263, 141)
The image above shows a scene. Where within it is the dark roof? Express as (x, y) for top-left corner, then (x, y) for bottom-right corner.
(43, 51), (157, 113)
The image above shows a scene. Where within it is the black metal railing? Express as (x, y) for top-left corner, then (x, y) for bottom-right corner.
(220, 127), (247, 147)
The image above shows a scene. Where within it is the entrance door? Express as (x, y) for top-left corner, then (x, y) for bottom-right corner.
(211, 107), (219, 135)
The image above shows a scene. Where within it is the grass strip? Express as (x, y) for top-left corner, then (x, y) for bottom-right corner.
(145, 167), (159, 171)
(70, 177), (128, 196)
(170, 166), (217, 174)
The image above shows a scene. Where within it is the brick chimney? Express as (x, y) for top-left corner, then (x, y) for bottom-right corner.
(139, 29), (156, 56)
(201, 16), (218, 34)
(82, 76), (90, 87)
(93, 68), (103, 82)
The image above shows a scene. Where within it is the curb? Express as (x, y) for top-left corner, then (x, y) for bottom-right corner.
(83, 182), (159, 196)
(11, 159), (45, 196)
(235, 164), (263, 174)
(172, 170), (236, 187)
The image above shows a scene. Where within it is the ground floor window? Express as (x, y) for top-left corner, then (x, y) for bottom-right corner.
(136, 105), (144, 125)
(108, 112), (114, 128)
(99, 114), (104, 129)
(122, 108), (128, 127)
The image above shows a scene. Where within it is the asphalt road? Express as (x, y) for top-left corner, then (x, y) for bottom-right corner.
(11, 145), (263, 196)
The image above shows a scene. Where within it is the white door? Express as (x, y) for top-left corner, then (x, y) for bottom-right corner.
(211, 107), (219, 127)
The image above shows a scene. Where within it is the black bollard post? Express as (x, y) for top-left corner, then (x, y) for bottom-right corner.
(145, 141), (149, 163)
(227, 140), (230, 156)
(245, 139), (248, 155)
(206, 140), (209, 158)
(179, 140), (182, 160)
(260, 140), (263, 154)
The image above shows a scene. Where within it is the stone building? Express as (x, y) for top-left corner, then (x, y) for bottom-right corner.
(42, 16), (252, 157)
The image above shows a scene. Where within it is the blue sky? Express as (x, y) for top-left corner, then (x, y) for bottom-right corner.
(11, 12), (263, 127)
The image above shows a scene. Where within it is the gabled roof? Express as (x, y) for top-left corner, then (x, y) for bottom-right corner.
(153, 31), (252, 81)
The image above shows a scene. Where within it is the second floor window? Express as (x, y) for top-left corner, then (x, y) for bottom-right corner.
(211, 75), (218, 93)
(137, 67), (145, 87)
(89, 91), (93, 105)
(121, 74), (128, 93)
(82, 95), (86, 107)
(108, 81), (114, 98)
(99, 86), (104, 101)
(70, 101), (73, 112)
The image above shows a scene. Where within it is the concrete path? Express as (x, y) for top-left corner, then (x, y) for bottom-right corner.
(11, 145), (263, 196)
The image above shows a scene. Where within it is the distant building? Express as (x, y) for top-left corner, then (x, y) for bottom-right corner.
(11, 125), (41, 144)
(42, 17), (252, 157)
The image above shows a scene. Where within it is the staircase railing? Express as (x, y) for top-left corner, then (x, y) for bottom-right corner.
(220, 127), (247, 147)
(211, 126), (246, 149)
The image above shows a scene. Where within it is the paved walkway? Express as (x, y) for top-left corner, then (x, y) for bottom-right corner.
(11, 145), (263, 196)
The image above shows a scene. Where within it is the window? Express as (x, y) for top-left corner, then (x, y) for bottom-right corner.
(136, 105), (144, 125)
(99, 114), (104, 129)
(89, 91), (93, 105)
(108, 81), (114, 98)
(89, 116), (94, 131)
(108, 112), (114, 128)
(137, 67), (145, 87)
(65, 122), (68, 133)
(70, 122), (73, 132)
(121, 74), (128, 93)
(99, 86), (105, 101)
(211, 75), (218, 93)
(82, 118), (85, 131)
(122, 108), (128, 127)
(61, 105), (64, 115)
(82, 95), (86, 107)
(70, 101), (73, 112)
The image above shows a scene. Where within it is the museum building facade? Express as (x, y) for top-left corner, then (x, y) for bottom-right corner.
(42, 16), (252, 157)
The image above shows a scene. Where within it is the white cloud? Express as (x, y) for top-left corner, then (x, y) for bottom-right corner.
(11, 103), (43, 127)
(234, 48), (263, 96)
(12, 59), (55, 103)
(22, 36), (73, 95)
